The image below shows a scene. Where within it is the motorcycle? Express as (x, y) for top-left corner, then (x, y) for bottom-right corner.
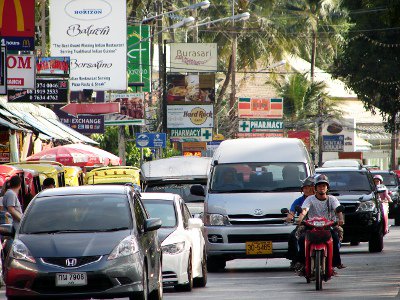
(281, 205), (344, 290)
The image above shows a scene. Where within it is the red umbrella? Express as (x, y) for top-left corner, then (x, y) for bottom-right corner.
(26, 145), (103, 166)
(64, 144), (121, 166)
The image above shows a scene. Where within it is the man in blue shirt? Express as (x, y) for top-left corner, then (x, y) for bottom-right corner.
(286, 176), (316, 268)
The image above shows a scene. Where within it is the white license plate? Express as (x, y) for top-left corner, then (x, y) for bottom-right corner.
(56, 272), (87, 286)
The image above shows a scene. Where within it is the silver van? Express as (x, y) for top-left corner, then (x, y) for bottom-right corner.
(191, 138), (314, 271)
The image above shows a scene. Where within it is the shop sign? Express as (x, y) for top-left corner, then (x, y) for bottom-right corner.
(167, 105), (213, 128)
(239, 119), (283, 133)
(170, 43), (217, 72)
(170, 127), (213, 142)
(323, 135), (344, 152)
(238, 97), (283, 119)
(7, 54), (35, 89)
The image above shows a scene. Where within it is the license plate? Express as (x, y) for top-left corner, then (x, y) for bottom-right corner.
(246, 241), (272, 255)
(56, 272), (87, 286)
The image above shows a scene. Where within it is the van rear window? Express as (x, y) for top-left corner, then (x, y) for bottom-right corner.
(210, 163), (307, 193)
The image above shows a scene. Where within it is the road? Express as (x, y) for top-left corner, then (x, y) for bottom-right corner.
(0, 222), (399, 300)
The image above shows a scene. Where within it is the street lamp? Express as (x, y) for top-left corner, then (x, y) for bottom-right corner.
(142, 1), (210, 24)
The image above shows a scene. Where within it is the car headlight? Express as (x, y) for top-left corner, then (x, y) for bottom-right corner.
(10, 239), (36, 263)
(356, 200), (376, 212)
(162, 242), (185, 255)
(204, 213), (230, 226)
(108, 235), (138, 260)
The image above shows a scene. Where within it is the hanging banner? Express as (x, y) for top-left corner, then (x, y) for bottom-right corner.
(0, 0), (35, 50)
(49, 0), (127, 91)
(238, 97), (283, 119)
(167, 74), (215, 104)
(6, 54), (35, 90)
(170, 43), (217, 72)
(127, 26), (151, 92)
(167, 105), (213, 128)
(36, 57), (70, 76)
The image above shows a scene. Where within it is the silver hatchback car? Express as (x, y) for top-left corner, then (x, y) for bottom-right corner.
(2, 185), (162, 300)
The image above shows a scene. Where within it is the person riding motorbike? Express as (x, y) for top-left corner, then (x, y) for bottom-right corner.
(295, 174), (346, 274)
(373, 175), (392, 204)
(286, 176), (316, 269)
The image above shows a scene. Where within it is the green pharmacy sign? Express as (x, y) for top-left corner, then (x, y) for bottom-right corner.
(239, 119), (284, 133)
(127, 26), (151, 92)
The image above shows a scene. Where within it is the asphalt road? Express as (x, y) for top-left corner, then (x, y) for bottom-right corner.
(0, 221), (399, 300)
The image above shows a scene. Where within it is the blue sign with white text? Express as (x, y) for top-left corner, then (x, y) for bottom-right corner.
(136, 133), (166, 148)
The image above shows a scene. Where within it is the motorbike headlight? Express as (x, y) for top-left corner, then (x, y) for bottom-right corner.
(10, 239), (36, 263)
(312, 220), (326, 227)
(356, 200), (376, 212)
(204, 213), (230, 226)
(108, 235), (138, 260)
(162, 242), (185, 255)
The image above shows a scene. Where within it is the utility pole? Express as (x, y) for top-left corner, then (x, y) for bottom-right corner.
(391, 114), (398, 170)
(157, 1), (166, 133)
(229, 1), (236, 127)
(40, 0), (46, 55)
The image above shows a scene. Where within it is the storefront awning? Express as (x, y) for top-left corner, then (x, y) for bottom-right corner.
(0, 115), (25, 130)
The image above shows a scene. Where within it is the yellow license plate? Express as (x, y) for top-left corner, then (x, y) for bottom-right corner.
(246, 241), (273, 255)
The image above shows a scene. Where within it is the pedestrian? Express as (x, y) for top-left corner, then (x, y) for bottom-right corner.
(42, 177), (56, 189)
(2, 175), (23, 230)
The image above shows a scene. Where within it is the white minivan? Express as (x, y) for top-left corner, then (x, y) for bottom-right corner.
(191, 138), (315, 271)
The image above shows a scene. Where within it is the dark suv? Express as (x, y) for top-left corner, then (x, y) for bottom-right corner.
(371, 170), (400, 225)
(316, 167), (386, 252)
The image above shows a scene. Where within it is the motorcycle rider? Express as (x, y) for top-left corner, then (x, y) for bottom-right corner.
(296, 174), (346, 273)
(373, 175), (392, 204)
(286, 176), (316, 268)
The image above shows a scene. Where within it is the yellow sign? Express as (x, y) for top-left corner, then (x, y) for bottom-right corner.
(213, 133), (224, 141)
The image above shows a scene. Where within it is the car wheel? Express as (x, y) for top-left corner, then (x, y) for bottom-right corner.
(131, 264), (149, 300)
(149, 259), (163, 300)
(369, 227), (384, 253)
(176, 252), (193, 292)
(207, 256), (226, 272)
(194, 248), (207, 287)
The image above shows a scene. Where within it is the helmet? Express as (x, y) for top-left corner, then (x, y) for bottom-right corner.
(373, 175), (383, 183)
(315, 174), (330, 188)
(301, 176), (315, 188)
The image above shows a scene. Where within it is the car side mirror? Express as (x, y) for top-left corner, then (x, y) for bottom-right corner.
(188, 218), (203, 229)
(144, 218), (162, 232)
(190, 184), (205, 197)
(335, 205), (345, 213)
(281, 208), (289, 214)
(0, 224), (14, 237)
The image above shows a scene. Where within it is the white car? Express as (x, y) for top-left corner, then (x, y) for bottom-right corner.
(141, 192), (207, 291)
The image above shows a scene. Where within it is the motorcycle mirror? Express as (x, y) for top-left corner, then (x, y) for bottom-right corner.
(376, 184), (387, 194)
(281, 208), (289, 214)
(295, 205), (303, 214)
(335, 205), (345, 213)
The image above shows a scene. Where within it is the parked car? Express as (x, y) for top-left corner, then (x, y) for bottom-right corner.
(316, 167), (387, 252)
(2, 185), (163, 300)
(191, 138), (315, 271)
(141, 192), (207, 291)
(141, 156), (211, 218)
(370, 170), (400, 225)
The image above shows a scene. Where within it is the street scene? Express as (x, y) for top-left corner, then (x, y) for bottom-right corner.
(0, 0), (400, 299)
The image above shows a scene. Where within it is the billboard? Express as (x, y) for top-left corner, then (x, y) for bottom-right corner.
(49, 0), (127, 91)
(238, 97), (283, 119)
(166, 74), (215, 104)
(167, 105), (213, 128)
(0, 0), (35, 50)
(36, 57), (70, 76)
(322, 118), (356, 152)
(105, 93), (144, 125)
(323, 135), (344, 152)
(127, 26), (151, 92)
(170, 43), (217, 72)
(6, 54), (35, 90)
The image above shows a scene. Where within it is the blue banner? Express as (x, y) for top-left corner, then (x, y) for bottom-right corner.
(136, 133), (166, 148)
(323, 135), (344, 152)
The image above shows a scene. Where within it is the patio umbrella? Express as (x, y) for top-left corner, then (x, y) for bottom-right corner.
(64, 144), (121, 166)
(26, 145), (103, 166)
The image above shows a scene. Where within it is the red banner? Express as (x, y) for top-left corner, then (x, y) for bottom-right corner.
(0, 0), (35, 37)
(287, 130), (311, 150)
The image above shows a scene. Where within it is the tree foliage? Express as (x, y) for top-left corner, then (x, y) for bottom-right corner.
(333, 0), (400, 131)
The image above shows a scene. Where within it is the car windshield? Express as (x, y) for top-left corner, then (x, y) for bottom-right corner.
(374, 173), (398, 187)
(145, 184), (206, 203)
(316, 171), (372, 192)
(210, 162), (307, 193)
(20, 194), (132, 234)
(142, 200), (177, 228)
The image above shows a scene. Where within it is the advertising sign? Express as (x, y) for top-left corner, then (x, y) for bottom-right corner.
(55, 105), (104, 134)
(170, 127), (213, 142)
(287, 130), (311, 150)
(167, 105), (213, 128)
(0, 45), (6, 95)
(238, 98), (283, 119)
(237, 132), (284, 138)
(127, 26), (151, 92)
(170, 43), (217, 72)
(8, 78), (69, 104)
(36, 57), (70, 76)
(135, 133), (166, 148)
(106, 92), (144, 118)
(238, 119), (283, 133)
(49, 0), (127, 91)
(6, 54), (35, 90)
(0, 0), (35, 50)
(322, 118), (356, 152)
(166, 74), (215, 104)
(323, 135), (344, 152)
